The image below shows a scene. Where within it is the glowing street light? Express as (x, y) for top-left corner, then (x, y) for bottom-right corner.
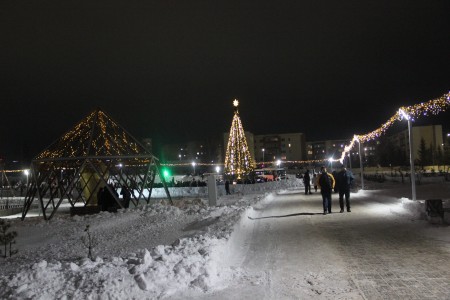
(24, 169), (30, 187)
(399, 109), (416, 201)
(328, 157), (334, 172)
(262, 148), (265, 167)
(192, 161), (196, 176)
(215, 166), (220, 173)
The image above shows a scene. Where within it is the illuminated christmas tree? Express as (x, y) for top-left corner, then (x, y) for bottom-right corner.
(224, 99), (255, 179)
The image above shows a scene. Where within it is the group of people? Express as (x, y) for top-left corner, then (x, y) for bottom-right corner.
(97, 184), (131, 211)
(303, 166), (355, 215)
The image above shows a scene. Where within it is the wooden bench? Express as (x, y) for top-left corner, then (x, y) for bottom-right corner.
(70, 206), (101, 216)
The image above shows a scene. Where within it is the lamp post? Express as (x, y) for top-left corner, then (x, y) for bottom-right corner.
(23, 169), (30, 201)
(348, 153), (352, 170)
(356, 136), (365, 190)
(24, 169), (29, 186)
(24, 169), (30, 190)
(262, 148), (265, 167)
(276, 160), (281, 181)
(215, 166), (220, 174)
(192, 161), (196, 176)
(118, 163), (123, 178)
(400, 109), (416, 201)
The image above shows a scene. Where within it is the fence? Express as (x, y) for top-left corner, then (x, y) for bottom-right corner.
(135, 178), (303, 199)
(0, 198), (24, 210)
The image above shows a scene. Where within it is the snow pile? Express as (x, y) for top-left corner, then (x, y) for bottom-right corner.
(0, 195), (266, 299)
(2, 237), (228, 299)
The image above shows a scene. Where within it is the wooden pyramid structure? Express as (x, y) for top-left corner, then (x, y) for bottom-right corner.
(22, 108), (172, 220)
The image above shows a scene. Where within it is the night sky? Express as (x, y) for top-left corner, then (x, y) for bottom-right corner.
(1, 0), (450, 162)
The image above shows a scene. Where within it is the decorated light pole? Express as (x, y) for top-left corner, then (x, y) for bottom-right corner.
(357, 136), (365, 190)
(400, 109), (416, 201)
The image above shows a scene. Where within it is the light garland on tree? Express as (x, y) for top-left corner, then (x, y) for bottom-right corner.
(224, 99), (255, 178)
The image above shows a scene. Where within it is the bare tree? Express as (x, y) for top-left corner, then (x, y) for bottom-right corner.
(0, 219), (18, 258)
(81, 225), (98, 260)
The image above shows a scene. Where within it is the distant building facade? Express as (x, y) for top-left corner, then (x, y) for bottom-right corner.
(222, 132), (306, 165)
(253, 133), (306, 163)
(306, 139), (349, 161)
(161, 139), (222, 165)
(386, 125), (444, 161)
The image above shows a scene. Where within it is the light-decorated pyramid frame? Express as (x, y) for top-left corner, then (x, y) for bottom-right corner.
(22, 108), (172, 220)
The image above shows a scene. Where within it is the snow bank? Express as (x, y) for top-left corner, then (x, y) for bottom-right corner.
(0, 194), (269, 299)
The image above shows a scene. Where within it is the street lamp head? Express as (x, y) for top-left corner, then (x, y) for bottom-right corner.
(399, 108), (410, 120)
(215, 166), (220, 173)
(24, 169), (30, 176)
(328, 157), (334, 162)
(192, 162), (196, 167)
(276, 159), (281, 166)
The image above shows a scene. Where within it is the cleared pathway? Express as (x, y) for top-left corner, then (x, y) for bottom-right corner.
(176, 188), (450, 299)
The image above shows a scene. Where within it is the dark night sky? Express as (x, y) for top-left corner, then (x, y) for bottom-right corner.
(1, 0), (450, 161)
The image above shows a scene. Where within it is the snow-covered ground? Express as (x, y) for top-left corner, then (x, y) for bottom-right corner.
(1, 179), (450, 299)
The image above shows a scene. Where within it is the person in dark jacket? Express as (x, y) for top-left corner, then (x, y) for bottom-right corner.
(317, 166), (335, 215)
(303, 170), (312, 195)
(105, 184), (119, 211)
(336, 166), (355, 212)
(97, 187), (107, 211)
(120, 185), (131, 209)
(332, 170), (339, 193)
(312, 173), (318, 192)
(225, 180), (231, 195)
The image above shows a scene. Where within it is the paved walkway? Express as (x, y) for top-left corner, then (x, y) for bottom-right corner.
(174, 188), (450, 299)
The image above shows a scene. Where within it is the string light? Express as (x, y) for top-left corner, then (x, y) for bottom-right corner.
(6, 93), (449, 172)
(224, 99), (255, 178)
(334, 91), (450, 164)
(36, 110), (143, 160)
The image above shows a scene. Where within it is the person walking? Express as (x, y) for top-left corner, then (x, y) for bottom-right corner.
(336, 166), (355, 213)
(317, 166), (335, 215)
(312, 173), (318, 192)
(225, 180), (231, 195)
(332, 170), (339, 193)
(120, 185), (131, 209)
(303, 170), (312, 195)
(97, 187), (107, 211)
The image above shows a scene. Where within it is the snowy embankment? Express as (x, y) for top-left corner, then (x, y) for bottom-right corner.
(0, 188), (278, 299)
